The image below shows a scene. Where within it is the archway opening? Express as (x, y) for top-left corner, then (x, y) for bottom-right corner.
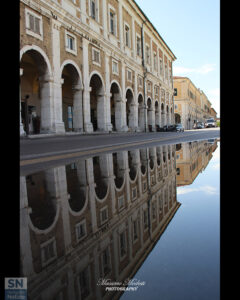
(138, 94), (144, 130)
(90, 74), (104, 131)
(126, 89), (134, 129)
(161, 103), (165, 127)
(147, 98), (152, 131)
(110, 83), (121, 131)
(62, 64), (82, 132)
(175, 113), (181, 124)
(20, 49), (50, 135)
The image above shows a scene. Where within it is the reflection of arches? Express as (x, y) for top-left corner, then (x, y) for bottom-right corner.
(93, 156), (108, 199)
(90, 74), (105, 131)
(138, 93), (145, 130)
(61, 63), (83, 132)
(140, 149), (147, 174)
(26, 172), (57, 230)
(110, 82), (122, 131)
(175, 113), (181, 124)
(128, 151), (137, 181)
(20, 48), (52, 134)
(126, 89), (134, 129)
(161, 103), (165, 127)
(155, 101), (160, 128)
(176, 143), (182, 151)
(147, 98), (154, 131)
(113, 153), (124, 188)
(66, 163), (86, 212)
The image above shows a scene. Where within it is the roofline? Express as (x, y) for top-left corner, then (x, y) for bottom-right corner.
(132, 0), (177, 61)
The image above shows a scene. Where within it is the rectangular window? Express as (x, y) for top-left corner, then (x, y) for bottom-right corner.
(109, 9), (117, 36)
(152, 201), (156, 220)
(25, 9), (43, 40)
(174, 88), (177, 96)
(147, 82), (151, 92)
(125, 24), (130, 47)
(127, 69), (132, 82)
(119, 231), (127, 258)
(143, 209), (148, 230)
(118, 195), (125, 210)
(100, 207), (108, 225)
(79, 267), (90, 300)
(92, 48), (101, 65)
(67, 34), (75, 50)
(146, 45), (150, 65)
(132, 187), (137, 201)
(28, 13), (40, 34)
(133, 219), (138, 242)
(159, 59), (163, 76)
(138, 76), (143, 87)
(41, 238), (57, 267)
(136, 35), (141, 56)
(158, 196), (162, 213)
(143, 181), (147, 192)
(90, 0), (97, 21)
(153, 52), (157, 71)
(165, 64), (168, 79)
(76, 220), (87, 242)
(112, 60), (118, 75)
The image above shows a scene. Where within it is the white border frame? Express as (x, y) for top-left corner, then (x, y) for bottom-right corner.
(65, 30), (77, 56)
(25, 8), (43, 41)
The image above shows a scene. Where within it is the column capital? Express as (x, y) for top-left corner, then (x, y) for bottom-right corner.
(72, 84), (83, 91)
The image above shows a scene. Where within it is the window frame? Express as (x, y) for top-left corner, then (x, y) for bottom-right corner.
(112, 59), (119, 75)
(40, 237), (57, 267)
(124, 22), (131, 48)
(89, 0), (99, 22)
(75, 220), (87, 242)
(65, 30), (77, 55)
(100, 206), (108, 225)
(25, 8), (43, 41)
(92, 47), (101, 66)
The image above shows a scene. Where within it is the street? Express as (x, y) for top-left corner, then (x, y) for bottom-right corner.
(20, 128), (220, 175)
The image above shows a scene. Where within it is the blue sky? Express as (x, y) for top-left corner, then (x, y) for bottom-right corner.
(134, 0), (220, 117)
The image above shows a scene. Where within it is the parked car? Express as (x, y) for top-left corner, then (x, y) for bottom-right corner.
(175, 123), (184, 132)
(205, 118), (216, 128)
(196, 122), (204, 129)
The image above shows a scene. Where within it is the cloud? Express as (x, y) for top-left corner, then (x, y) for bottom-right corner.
(173, 64), (215, 75)
(177, 185), (218, 195)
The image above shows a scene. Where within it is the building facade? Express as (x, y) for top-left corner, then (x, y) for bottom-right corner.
(20, 144), (179, 299)
(173, 76), (213, 129)
(20, 0), (176, 136)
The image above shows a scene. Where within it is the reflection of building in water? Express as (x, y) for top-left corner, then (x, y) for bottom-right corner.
(20, 145), (180, 300)
(175, 140), (218, 187)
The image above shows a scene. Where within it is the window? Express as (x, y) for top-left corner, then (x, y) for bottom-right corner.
(112, 59), (118, 75)
(67, 35), (75, 51)
(155, 86), (158, 96)
(158, 196), (162, 213)
(146, 45), (150, 65)
(92, 47), (101, 65)
(147, 82), (151, 92)
(165, 63), (168, 79)
(132, 187), (137, 201)
(100, 206), (108, 225)
(90, 0), (98, 21)
(25, 9), (43, 40)
(143, 209), (148, 230)
(132, 219), (138, 242)
(118, 195), (125, 210)
(125, 24), (130, 47)
(109, 8), (117, 36)
(143, 181), (147, 192)
(153, 52), (157, 71)
(136, 35), (141, 56)
(65, 31), (77, 55)
(138, 76), (143, 87)
(159, 59), (163, 76)
(174, 88), (177, 96)
(127, 69), (132, 82)
(76, 220), (87, 242)
(119, 231), (127, 258)
(79, 267), (90, 299)
(102, 247), (111, 276)
(41, 238), (57, 267)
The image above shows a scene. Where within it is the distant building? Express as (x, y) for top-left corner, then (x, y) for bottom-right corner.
(173, 76), (214, 129)
(210, 107), (217, 120)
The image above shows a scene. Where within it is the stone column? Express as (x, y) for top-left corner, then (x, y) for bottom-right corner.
(104, 53), (113, 131)
(102, 0), (108, 40)
(97, 92), (107, 131)
(20, 68), (26, 136)
(121, 62), (128, 131)
(72, 84), (84, 132)
(82, 38), (93, 132)
(80, 0), (87, 24)
(114, 94), (123, 131)
(51, 19), (65, 134)
(118, 0), (124, 50)
(39, 75), (55, 133)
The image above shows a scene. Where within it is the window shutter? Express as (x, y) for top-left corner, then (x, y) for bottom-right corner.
(35, 17), (40, 34)
(29, 14), (34, 31)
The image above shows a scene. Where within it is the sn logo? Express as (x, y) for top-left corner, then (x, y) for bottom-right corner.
(5, 278), (27, 290)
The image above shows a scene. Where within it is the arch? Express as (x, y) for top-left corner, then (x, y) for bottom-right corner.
(175, 113), (181, 124)
(110, 81), (122, 131)
(20, 45), (52, 77)
(20, 47), (53, 134)
(126, 88), (134, 129)
(89, 70), (105, 91)
(60, 59), (83, 88)
(147, 97), (154, 131)
(138, 93), (145, 130)
(89, 73), (105, 131)
(61, 63), (83, 132)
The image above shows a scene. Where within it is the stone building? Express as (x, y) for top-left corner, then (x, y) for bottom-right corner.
(20, 144), (179, 299)
(173, 76), (213, 129)
(175, 140), (218, 187)
(20, 0), (176, 136)
(210, 107), (217, 120)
